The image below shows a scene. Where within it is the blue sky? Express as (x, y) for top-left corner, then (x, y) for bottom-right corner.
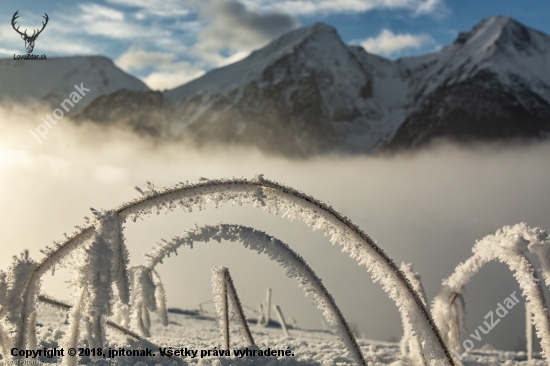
(1, 0), (549, 90)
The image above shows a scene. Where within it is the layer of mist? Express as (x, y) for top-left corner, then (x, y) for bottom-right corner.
(1, 104), (550, 351)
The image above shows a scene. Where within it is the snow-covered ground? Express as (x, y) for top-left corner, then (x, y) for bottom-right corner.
(26, 305), (543, 365)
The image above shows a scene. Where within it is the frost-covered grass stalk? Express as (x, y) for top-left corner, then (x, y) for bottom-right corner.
(148, 223), (367, 365)
(39, 295), (142, 341)
(209, 268), (263, 353)
(0, 255), (41, 361)
(127, 266), (168, 337)
(0, 206), (131, 361)
(399, 263), (428, 366)
(432, 224), (550, 362)
(526, 301), (533, 361)
(5, 175), (453, 365)
(262, 288), (272, 327)
(119, 176), (453, 365)
(273, 305), (290, 338)
(61, 210), (131, 364)
(212, 267), (230, 349)
(224, 268), (255, 346)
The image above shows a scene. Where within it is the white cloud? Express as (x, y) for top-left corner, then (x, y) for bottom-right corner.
(415, 0), (445, 15)
(142, 68), (205, 90)
(78, 4), (125, 20)
(241, 0), (447, 16)
(105, 0), (191, 17)
(359, 29), (436, 57)
(116, 49), (205, 90)
(192, 1), (298, 67)
(218, 51), (251, 67)
(116, 50), (176, 71)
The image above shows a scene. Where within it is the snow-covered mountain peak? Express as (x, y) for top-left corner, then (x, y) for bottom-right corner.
(256, 22), (339, 54)
(164, 23), (346, 102)
(0, 55), (150, 112)
(396, 15), (550, 101)
(453, 15), (550, 57)
(72, 17), (550, 155)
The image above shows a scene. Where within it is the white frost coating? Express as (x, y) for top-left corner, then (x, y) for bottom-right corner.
(125, 176), (452, 365)
(526, 301), (533, 361)
(151, 269), (168, 327)
(128, 266), (165, 337)
(64, 210), (120, 359)
(150, 224), (367, 365)
(0, 271), (11, 357)
(0, 256), (40, 359)
(211, 267), (255, 347)
(111, 217), (131, 306)
(400, 263), (428, 366)
(524, 226), (550, 288)
(39, 295), (145, 342)
(129, 267), (151, 337)
(112, 301), (131, 329)
(25, 175), (452, 364)
(0, 321), (13, 358)
(225, 272), (255, 345)
(273, 305), (290, 338)
(401, 263), (428, 308)
(262, 288), (272, 327)
(432, 223), (550, 362)
(62, 288), (86, 366)
(432, 290), (465, 353)
(212, 266), (230, 350)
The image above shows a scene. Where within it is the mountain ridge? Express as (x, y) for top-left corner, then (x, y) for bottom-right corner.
(2, 16), (550, 155)
(0, 55), (150, 113)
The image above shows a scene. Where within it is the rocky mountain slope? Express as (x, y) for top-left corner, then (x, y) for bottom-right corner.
(389, 16), (550, 149)
(2, 16), (550, 155)
(86, 16), (550, 155)
(0, 56), (150, 113)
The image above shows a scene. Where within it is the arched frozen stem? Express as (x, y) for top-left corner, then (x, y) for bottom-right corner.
(0, 207), (131, 358)
(148, 223), (372, 366)
(0, 257), (41, 362)
(27, 176), (453, 365)
(432, 224), (550, 362)
(121, 176), (453, 365)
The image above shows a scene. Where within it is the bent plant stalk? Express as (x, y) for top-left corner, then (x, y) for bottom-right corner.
(147, 223), (375, 366)
(224, 268), (255, 345)
(20, 176), (454, 365)
(432, 224), (550, 363)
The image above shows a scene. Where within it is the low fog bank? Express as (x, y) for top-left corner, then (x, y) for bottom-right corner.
(1, 106), (550, 351)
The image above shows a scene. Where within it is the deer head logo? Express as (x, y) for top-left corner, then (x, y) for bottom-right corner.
(12, 11), (49, 54)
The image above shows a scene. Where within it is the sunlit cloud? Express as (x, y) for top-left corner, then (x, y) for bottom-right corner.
(357, 29), (436, 57)
(116, 50), (176, 71)
(115, 49), (205, 89)
(142, 68), (206, 90)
